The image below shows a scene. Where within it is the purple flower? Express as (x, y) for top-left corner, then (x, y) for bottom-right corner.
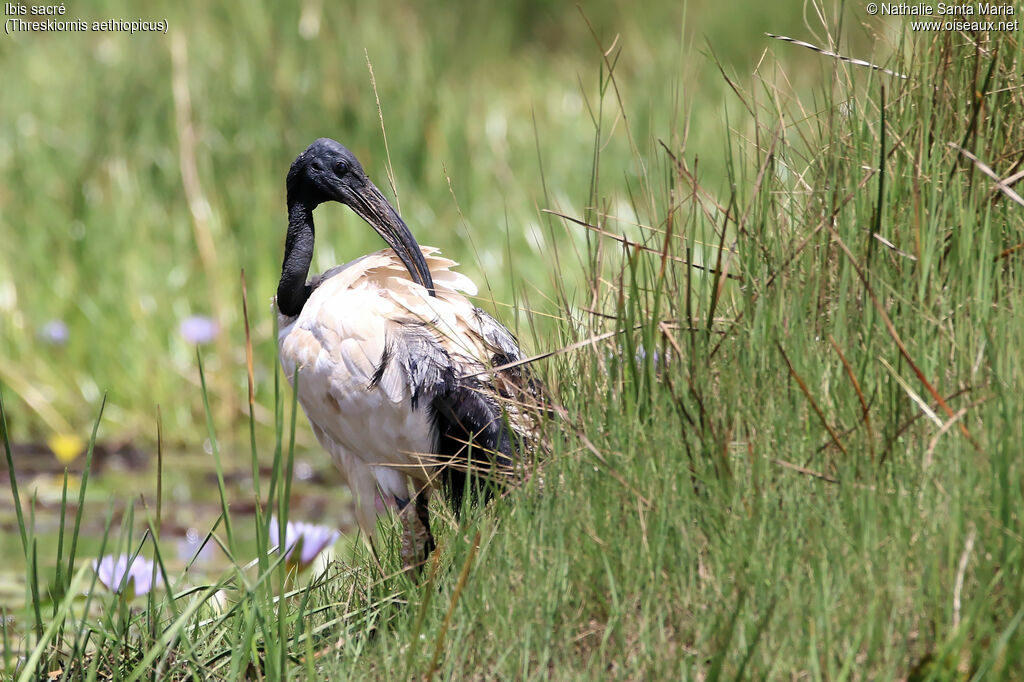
(179, 315), (219, 345)
(634, 344), (670, 367)
(176, 526), (218, 566)
(39, 319), (69, 346)
(92, 554), (161, 598)
(604, 343), (672, 368)
(269, 516), (340, 572)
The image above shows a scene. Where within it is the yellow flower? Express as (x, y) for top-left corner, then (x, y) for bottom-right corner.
(47, 434), (85, 464)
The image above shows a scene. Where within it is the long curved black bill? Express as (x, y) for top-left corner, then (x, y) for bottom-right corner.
(348, 180), (436, 296)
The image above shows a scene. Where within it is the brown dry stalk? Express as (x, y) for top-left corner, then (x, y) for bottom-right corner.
(995, 241), (1024, 262)
(952, 527), (977, 629)
(463, 325), (632, 379)
(658, 139), (731, 224)
(541, 209), (743, 281)
(765, 33), (909, 80)
(772, 458), (839, 484)
(777, 342), (849, 456)
(828, 226), (980, 451)
(949, 143), (1024, 208)
(365, 49), (401, 215)
(828, 335), (875, 461)
(924, 406), (971, 469)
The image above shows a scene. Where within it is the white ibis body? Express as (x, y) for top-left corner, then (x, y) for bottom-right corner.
(276, 138), (537, 565)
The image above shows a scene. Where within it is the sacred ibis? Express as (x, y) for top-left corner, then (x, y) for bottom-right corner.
(276, 138), (541, 567)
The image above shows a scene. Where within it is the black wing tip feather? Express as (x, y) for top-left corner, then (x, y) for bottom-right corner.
(430, 375), (526, 514)
(393, 310), (544, 513)
(368, 340), (394, 389)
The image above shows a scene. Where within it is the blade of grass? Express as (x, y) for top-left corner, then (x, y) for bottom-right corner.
(0, 388), (29, 560)
(67, 394), (108, 593)
(16, 565), (91, 682)
(123, 584), (224, 682)
(426, 531), (481, 682)
(197, 348), (234, 552)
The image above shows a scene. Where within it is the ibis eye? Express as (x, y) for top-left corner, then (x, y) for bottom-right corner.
(334, 160), (348, 174)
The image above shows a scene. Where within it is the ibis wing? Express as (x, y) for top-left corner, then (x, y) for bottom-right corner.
(385, 303), (542, 512)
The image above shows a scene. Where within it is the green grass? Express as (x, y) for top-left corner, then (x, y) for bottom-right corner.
(4, 1), (1024, 679)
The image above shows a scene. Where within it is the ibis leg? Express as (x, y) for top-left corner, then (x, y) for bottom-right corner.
(395, 494), (435, 571)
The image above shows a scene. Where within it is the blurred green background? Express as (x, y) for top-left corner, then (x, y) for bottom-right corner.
(0, 0), (883, 446)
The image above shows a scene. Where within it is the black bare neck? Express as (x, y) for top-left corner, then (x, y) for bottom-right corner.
(277, 201), (316, 317)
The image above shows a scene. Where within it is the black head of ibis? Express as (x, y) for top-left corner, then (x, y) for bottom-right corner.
(278, 138), (435, 316)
